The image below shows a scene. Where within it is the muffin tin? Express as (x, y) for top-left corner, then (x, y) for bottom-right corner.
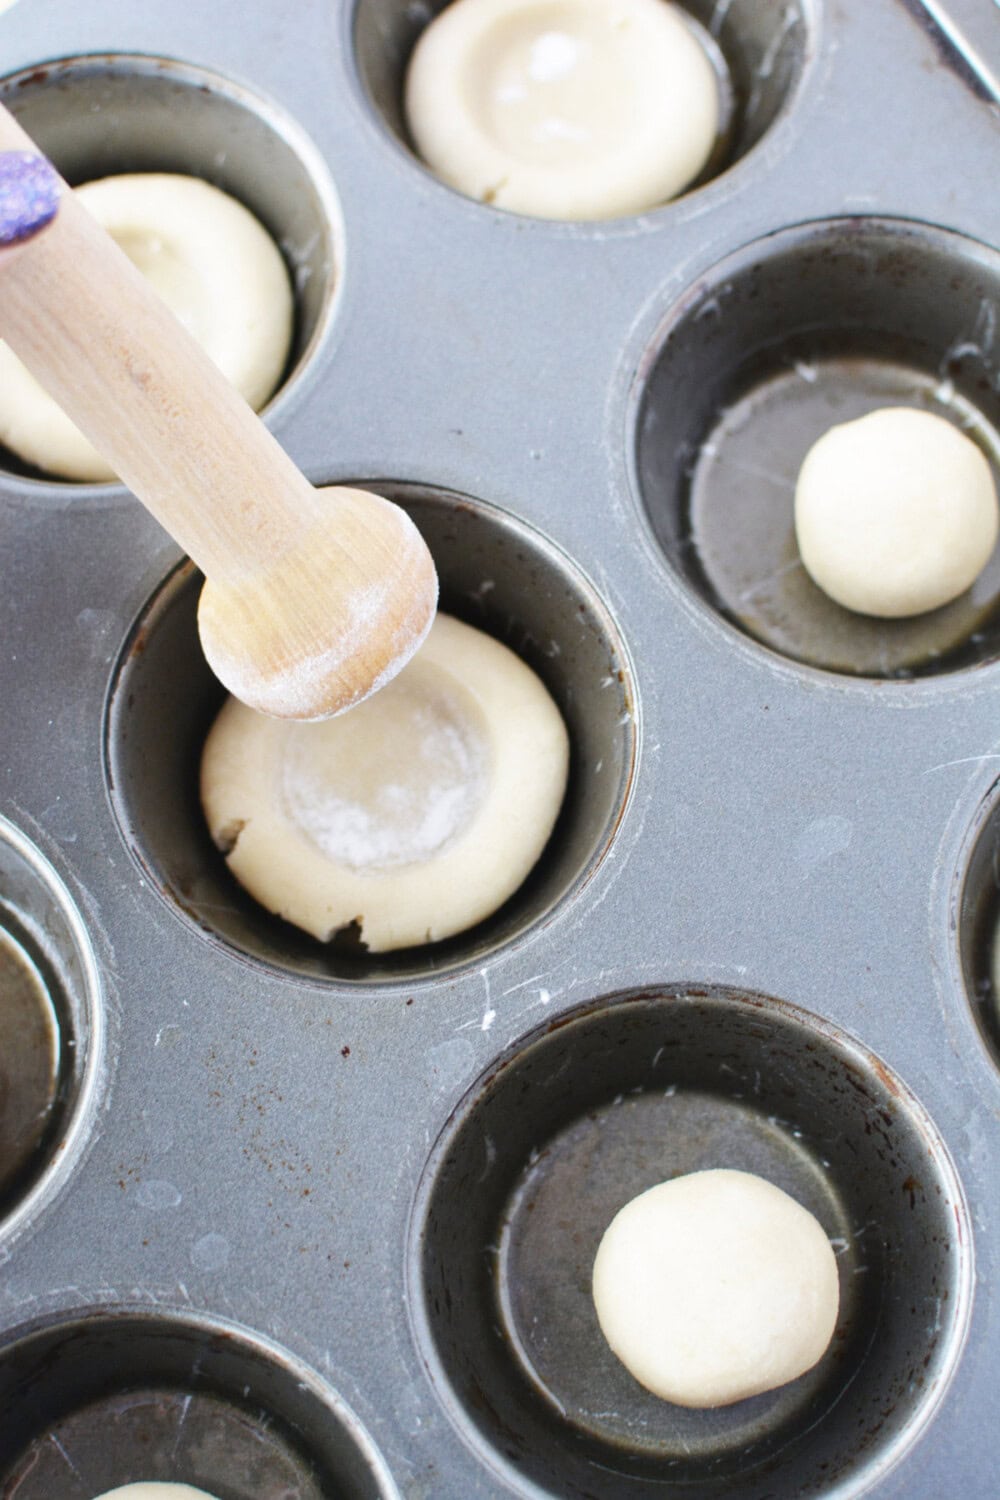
(0, 0), (998, 1495)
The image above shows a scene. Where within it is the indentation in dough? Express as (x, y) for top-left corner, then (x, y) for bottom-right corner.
(113, 225), (209, 343)
(281, 677), (489, 872)
(469, 12), (636, 165)
(200, 613), (568, 951)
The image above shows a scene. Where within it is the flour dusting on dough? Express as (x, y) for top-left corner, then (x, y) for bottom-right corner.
(282, 688), (489, 871)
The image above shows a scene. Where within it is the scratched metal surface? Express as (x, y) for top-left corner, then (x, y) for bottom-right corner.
(0, 0), (999, 1496)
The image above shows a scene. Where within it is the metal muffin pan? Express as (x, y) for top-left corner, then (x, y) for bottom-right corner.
(1, 0), (998, 1495)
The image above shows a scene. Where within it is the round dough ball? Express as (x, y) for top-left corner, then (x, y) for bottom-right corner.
(0, 172), (294, 482)
(794, 407), (999, 618)
(404, 0), (720, 220)
(201, 613), (569, 951)
(592, 1169), (840, 1408)
(92, 1487), (221, 1500)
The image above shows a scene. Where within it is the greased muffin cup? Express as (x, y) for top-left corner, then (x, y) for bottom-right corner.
(0, 1305), (399, 1498)
(1, 2), (1000, 1497)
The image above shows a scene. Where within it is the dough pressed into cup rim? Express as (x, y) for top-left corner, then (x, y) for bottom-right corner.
(0, 173), (294, 482)
(592, 1168), (840, 1408)
(404, 0), (721, 220)
(201, 613), (569, 952)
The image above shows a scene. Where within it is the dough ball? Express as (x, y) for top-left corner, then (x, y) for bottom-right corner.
(592, 1169), (840, 1408)
(404, 0), (720, 219)
(794, 407), (999, 617)
(0, 173), (294, 482)
(92, 1487), (221, 1500)
(201, 613), (569, 952)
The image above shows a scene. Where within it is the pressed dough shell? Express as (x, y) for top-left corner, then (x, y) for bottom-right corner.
(0, 173), (293, 481)
(404, 0), (720, 220)
(200, 613), (569, 951)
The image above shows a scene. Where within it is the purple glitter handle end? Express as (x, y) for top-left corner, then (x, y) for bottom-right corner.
(0, 151), (60, 246)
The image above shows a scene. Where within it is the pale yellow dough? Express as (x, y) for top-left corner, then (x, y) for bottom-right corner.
(92, 1486), (221, 1500)
(794, 406), (999, 617)
(0, 173), (294, 481)
(405, 0), (720, 219)
(201, 613), (569, 951)
(592, 1169), (840, 1407)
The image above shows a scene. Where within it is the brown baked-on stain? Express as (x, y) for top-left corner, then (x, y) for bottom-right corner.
(128, 622), (150, 659)
(902, 1175), (922, 1210)
(870, 1053), (904, 1100)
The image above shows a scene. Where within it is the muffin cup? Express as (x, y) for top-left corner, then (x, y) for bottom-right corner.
(104, 483), (637, 984)
(351, 0), (816, 216)
(0, 1304), (399, 1498)
(0, 814), (103, 1255)
(631, 217), (1000, 678)
(409, 985), (972, 1497)
(0, 52), (342, 485)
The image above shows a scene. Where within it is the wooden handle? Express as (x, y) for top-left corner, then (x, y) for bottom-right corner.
(0, 107), (438, 718)
(0, 103), (323, 586)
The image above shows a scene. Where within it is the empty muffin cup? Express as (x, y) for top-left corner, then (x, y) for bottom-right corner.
(0, 1305), (399, 1498)
(0, 53), (341, 484)
(352, 0), (813, 215)
(0, 814), (102, 1252)
(954, 772), (1000, 1072)
(104, 482), (637, 984)
(408, 985), (972, 1498)
(631, 217), (1000, 677)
